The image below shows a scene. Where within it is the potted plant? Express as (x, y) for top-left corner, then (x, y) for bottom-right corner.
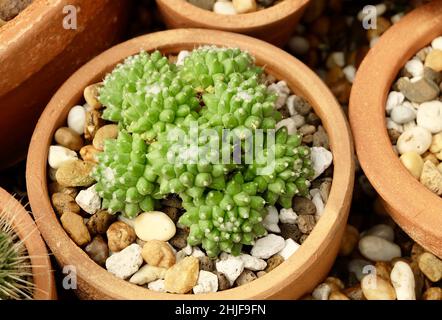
(0, 0), (130, 170)
(155, 0), (310, 46)
(27, 29), (354, 299)
(0, 187), (56, 299)
(349, 1), (442, 258)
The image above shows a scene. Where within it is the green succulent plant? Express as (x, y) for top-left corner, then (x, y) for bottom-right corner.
(94, 47), (315, 257)
(0, 209), (35, 300)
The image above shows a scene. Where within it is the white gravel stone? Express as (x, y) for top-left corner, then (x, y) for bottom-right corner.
(216, 254), (245, 285)
(286, 95), (298, 116)
(390, 261), (416, 300)
(312, 283), (331, 300)
(391, 12), (404, 24)
(405, 59), (424, 78)
(343, 65), (356, 83)
(311, 147), (333, 179)
(262, 206), (280, 233)
(268, 81), (290, 109)
(358, 235), (401, 262)
(48, 145), (78, 169)
(363, 224), (394, 242)
(288, 36), (310, 55)
(416, 101), (442, 134)
(148, 279), (166, 292)
(134, 211), (176, 241)
(129, 265), (166, 285)
(251, 234), (285, 259)
(176, 245), (192, 262)
(279, 208), (298, 224)
(397, 126), (432, 155)
(213, 1), (236, 14)
(275, 118), (297, 135)
(292, 114), (306, 128)
(176, 50), (190, 66)
(310, 189), (325, 217)
(75, 184), (101, 215)
(67, 105), (86, 135)
(431, 36), (442, 50)
(193, 271), (219, 294)
(390, 104), (416, 124)
(239, 254), (267, 271)
(191, 247), (206, 259)
(105, 243), (143, 279)
(386, 118), (404, 132)
(403, 120), (417, 131)
(329, 52), (345, 67)
(386, 91), (405, 114)
(278, 239), (300, 260)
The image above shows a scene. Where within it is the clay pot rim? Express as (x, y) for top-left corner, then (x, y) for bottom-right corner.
(27, 28), (354, 299)
(155, 0), (310, 31)
(0, 187), (56, 300)
(349, 1), (442, 258)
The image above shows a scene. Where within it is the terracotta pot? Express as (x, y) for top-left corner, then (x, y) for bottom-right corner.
(0, 0), (130, 170)
(0, 187), (56, 300)
(27, 29), (354, 299)
(155, 0), (310, 46)
(349, 1), (442, 258)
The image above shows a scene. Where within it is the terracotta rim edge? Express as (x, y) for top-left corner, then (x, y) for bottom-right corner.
(0, 187), (56, 300)
(27, 29), (354, 299)
(349, 1), (442, 258)
(155, 0), (310, 31)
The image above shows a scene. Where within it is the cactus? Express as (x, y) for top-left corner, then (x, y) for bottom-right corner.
(0, 208), (35, 300)
(95, 47), (315, 257)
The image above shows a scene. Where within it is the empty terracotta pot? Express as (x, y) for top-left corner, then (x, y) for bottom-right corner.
(349, 1), (442, 258)
(0, 187), (56, 300)
(155, 0), (310, 46)
(0, 0), (130, 170)
(27, 29), (354, 299)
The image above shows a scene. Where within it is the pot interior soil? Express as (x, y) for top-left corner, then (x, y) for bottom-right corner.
(46, 45), (335, 295)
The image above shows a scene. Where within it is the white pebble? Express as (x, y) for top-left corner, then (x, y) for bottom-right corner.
(343, 65), (356, 83)
(311, 190), (325, 217)
(292, 114), (306, 128)
(262, 206), (280, 233)
(431, 36), (442, 50)
(268, 81), (290, 109)
(67, 105), (86, 135)
(148, 279), (166, 292)
(75, 185), (101, 215)
(48, 145), (78, 169)
(405, 59), (424, 78)
(286, 95), (298, 116)
(390, 104), (416, 124)
(386, 91), (405, 114)
(276, 118), (297, 135)
(239, 254), (267, 271)
(416, 101), (442, 134)
(251, 234), (285, 259)
(278, 239), (300, 260)
(403, 120), (417, 131)
(176, 50), (190, 66)
(312, 283), (331, 300)
(358, 235), (401, 262)
(176, 245), (192, 262)
(191, 247), (206, 259)
(105, 244), (143, 279)
(397, 126), (432, 155)
(329, 52), (345, 68)
(279, 208), (298, 224)
(390, 261), (416, 300)
(134, 211), (176, 242)
(215, 254), (245, 285)
(364, 224), (394, 242)
(288, 36), (310, 55)
(370, 37), (379, 48)
(311, 147), (333, 179)
(386, 118), (403, 132)
(213, 1), (237, 14)
(391, 12), (404, 24)
(129, 265), (166, 285)
(193, 271), (219, 294)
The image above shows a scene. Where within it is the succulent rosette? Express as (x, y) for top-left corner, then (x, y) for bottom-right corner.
(93, 47), (314, 257)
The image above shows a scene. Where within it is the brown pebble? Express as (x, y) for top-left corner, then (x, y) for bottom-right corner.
(160, 195), (183, 209)
(80, 145), (101, 163)
(422, 287), (442, 300)
(169, 228), (189, 249)
(142, 240), (176, 268)
(93, 124), (119, 151)
(292, 197), (316, 215)
(297, 215), (316, 234)
(55, 160), (96, 187)
(339, 224), (359, 256)
(418, 252), (442, 282)
(313, 125), (330, 149)
(199, 256), (215, 272)
(60, 212), (91, 247)
(162, 206), (179, 223)
(256, 271), (267, 278)
(216, 271), (231, 291)
(106, 221), (136, 252)
(265, 254), (284, 272)
(48, 182), (78, 198)
(344, 285), (365, 300)
(83, 83), (102, 110)
(85, 110), (104, 141)
(51, 193), (80, 216)
(54, 127), (84, 151)
(235, 270), (257, 286)
(329, 291), (350, 300)
(280, 223), (302, 242)
(86, 210), (116, 235)
(85, 235), (109, 266)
